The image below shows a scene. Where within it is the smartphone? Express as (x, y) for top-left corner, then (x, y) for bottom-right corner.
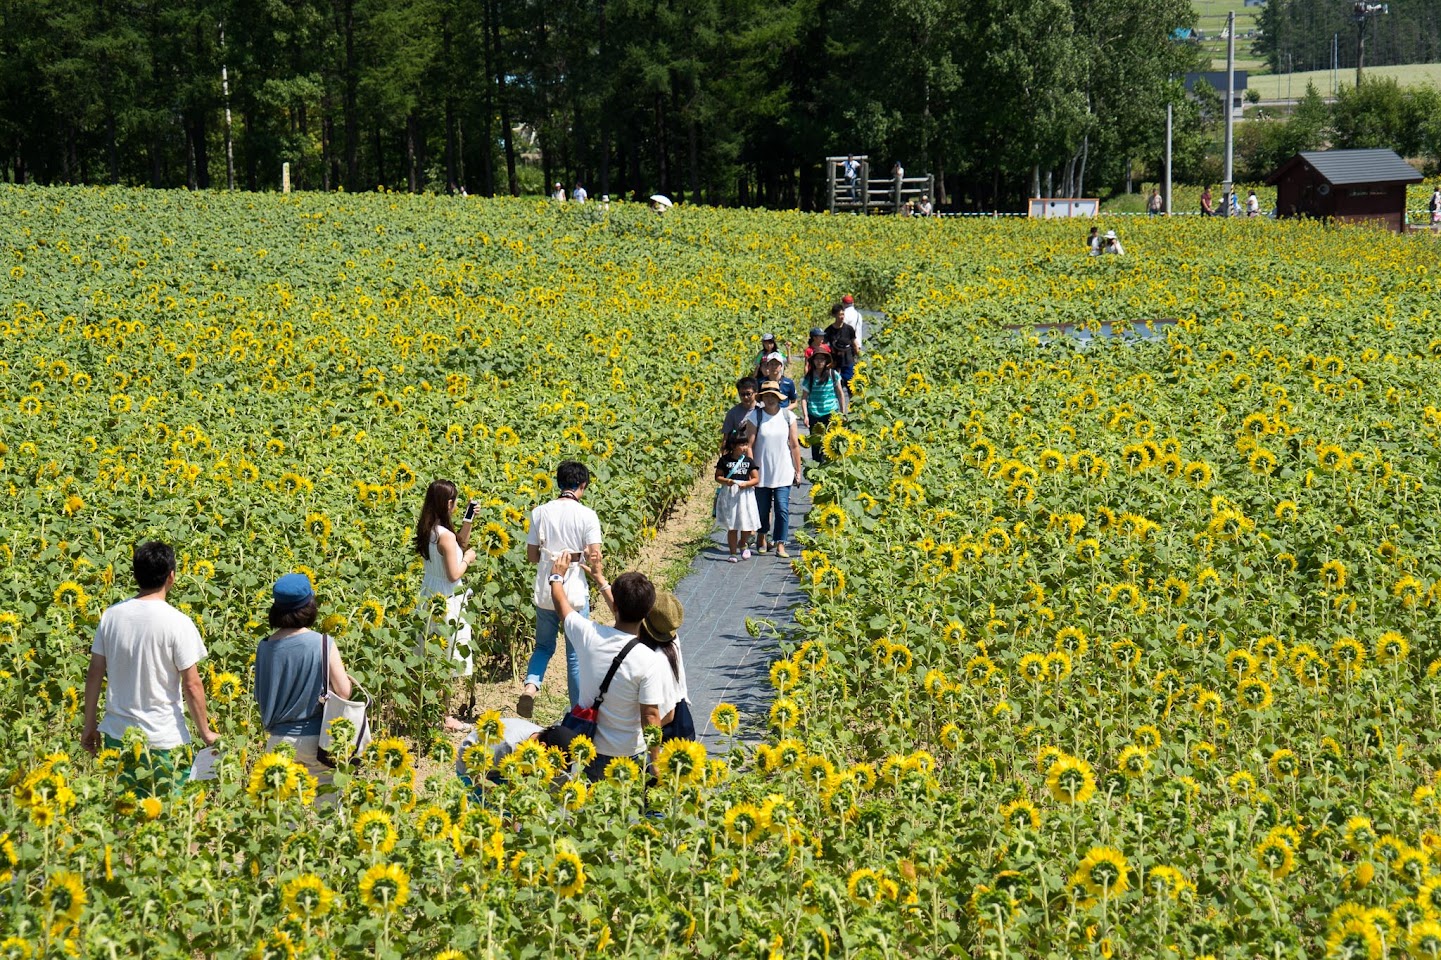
(462, 500), (478, 523)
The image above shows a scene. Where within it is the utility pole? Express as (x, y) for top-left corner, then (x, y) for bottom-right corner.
(1164, 101), (1172, 215)
(1353, 2), (1389, 89)
(1222, 10), (1235, 218)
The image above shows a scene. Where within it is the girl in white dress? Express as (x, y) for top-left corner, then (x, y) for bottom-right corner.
(415, 478), (477, 732)
(715, 431), (761, 561)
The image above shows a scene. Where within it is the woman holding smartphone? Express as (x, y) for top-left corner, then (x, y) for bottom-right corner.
(415, 478), (477, 732)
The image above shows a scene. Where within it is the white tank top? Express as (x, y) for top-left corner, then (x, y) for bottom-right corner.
(421, 530), (462, 597)
(751, 408), (796, 487)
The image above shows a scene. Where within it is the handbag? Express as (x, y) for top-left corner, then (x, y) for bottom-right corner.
(316, 633), (372, 768)
(662, 699), (696, 742)
(555, 637), (642, 740)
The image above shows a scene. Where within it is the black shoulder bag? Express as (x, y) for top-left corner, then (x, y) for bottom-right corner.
(558, 637), (643, 739)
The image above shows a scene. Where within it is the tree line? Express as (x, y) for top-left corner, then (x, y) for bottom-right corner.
(5, 0), (1215, 209)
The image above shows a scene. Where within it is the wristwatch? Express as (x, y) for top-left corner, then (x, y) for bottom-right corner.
(547, 574), (565, 583)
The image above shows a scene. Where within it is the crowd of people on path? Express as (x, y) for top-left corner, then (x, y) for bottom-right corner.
(79, 295), (864, 798)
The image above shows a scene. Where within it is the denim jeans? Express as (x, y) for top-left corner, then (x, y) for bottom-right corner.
(527, 602), (587, 708)
(756, 485), (792, 545)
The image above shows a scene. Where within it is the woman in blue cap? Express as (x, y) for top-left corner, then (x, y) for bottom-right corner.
(254, 572), (353, 783)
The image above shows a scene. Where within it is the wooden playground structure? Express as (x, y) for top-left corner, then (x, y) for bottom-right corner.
(826, 156), (935, 214)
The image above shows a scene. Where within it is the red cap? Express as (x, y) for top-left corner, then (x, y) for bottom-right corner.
(842, 294), (854, 304)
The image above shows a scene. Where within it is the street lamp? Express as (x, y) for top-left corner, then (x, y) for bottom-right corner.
(1353, 2), (1388, 88)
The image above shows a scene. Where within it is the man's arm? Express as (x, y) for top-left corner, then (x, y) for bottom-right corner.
(549, 551), (579, 620)
(180, 665), (220, 747)
(526, 544), (541, 564)
(82, 653), (106, 756)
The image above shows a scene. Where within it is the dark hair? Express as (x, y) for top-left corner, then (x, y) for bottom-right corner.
(831, 303), (845, 318)
(611, 572), (656, 624)
(724, 430), (748, 451)
(133, 541), (175, 591)
(415, 479), (458, 560)
(268, 596), (319, 630)
(642, 635), (681, 682)
(557, 460), (589, 492)
(736, 377), (758, 393)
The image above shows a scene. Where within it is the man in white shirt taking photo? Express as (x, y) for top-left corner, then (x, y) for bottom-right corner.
(522, 460), (604, 717)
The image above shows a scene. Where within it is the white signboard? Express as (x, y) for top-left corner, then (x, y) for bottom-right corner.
(1028, 198), (1100, 218)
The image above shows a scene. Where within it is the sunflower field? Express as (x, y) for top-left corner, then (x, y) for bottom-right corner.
(4, 185), (1441, 958)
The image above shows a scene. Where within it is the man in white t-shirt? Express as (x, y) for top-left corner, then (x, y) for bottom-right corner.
(572, 183), (588, 203)
(547, 553), (671, 778)
(82, 541), (218, 795)
(1246, 190), (1260, 218)
(522, 460), (604, 716)
(840, 294), (865, 352)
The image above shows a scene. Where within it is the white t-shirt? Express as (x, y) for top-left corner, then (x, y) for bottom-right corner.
(573, 186), (588, 203)
(748, 408), (798, 488)
(565, 613), (671, 758)
(841, 304), (865, 351)
(91, 597), (206, 749)
(1247, 194), (1259, 215)
(528, 495), (603, 609)
(842, 159), (859, 179)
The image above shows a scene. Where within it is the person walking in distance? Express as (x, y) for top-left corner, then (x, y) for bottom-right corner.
(798, 345), (848, 467)
(720, 377), (759, 452)
(82, 541), (219, 795)
(1200, 186), (1214, 217)
(840, 294), (865, 354)
(715, 430), (761, 561)
(749, 381), (804, 558)
(842, 155), (860, 200)
(1246, 190), (1260, 218)
(1148, 188), (1163, 216)
(824, 302), (860, 389)
(522, 460), (604, 716)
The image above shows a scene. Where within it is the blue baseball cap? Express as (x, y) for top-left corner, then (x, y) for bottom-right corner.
(272, 572), (315, 612)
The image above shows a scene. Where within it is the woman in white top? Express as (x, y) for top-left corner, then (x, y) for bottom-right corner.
(749, 380), (803, 558)
(415, 479), (477, 732)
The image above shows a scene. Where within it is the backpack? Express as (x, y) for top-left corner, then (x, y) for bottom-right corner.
(825, 324), (857, 366)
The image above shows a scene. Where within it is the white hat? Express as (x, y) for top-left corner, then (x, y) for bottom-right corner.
(1104, 230), (1117, 239)
(649, 194), (673, 209)
(763, 351), (785, 364)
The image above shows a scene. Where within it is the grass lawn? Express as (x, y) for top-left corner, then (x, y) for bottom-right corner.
(1248, 62), (1441, 99)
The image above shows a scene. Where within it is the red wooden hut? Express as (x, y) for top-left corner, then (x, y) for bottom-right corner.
(1265, 149), (1423, 232)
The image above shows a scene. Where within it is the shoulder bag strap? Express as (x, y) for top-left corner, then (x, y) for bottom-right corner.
(592, 637), (643, 710)
(319, 633), (332, 702)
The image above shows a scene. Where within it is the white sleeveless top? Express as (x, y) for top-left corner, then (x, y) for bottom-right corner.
(749, 408), (797, 488)
(421, 530), (462, 597)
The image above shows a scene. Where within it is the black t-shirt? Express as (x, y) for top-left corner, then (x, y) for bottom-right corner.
(716, 453), (757, 482)
(824, 323), (857, 366)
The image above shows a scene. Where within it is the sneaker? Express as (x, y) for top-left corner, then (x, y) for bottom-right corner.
(741, 548), (752, 560)
(517, 684), (539, 719)
(775, 543), (789, 558)
(727, 555), (739, 563)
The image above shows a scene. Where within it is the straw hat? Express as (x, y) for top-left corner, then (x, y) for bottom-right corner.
(639, 592), (684, 644)
(757, 380), (785, 400)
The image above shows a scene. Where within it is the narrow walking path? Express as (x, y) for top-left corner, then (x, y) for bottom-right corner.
(676, 475), (812, 749)
(679, 309), (881, 750)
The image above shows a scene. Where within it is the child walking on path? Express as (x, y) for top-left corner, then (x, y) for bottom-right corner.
(715, 431), (761, 562)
